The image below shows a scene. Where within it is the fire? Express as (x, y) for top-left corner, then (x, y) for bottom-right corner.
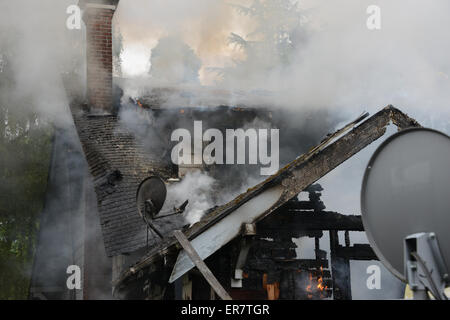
(305, 266), (328, 299)
(317, 276), (327, 291)
(319, 266), (327, 292)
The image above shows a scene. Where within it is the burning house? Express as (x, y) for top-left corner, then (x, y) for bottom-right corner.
(30, 0), (421, 300)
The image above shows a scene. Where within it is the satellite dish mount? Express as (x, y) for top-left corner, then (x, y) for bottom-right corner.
(404, 232), (449, 300)
(136, 176), (188, 245)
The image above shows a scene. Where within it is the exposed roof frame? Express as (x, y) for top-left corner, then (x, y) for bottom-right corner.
(113, 105), (420, 295)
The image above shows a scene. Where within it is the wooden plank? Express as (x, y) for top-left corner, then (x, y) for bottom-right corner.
(247, 258), (329, 271)
(260, 211), (364, 231)
(335, 244), (378, 261)
(330, 230), (352, 300)
(266, 282), (280, 300)
(169, 186), (283, 283)
(173, 230), (232, 301)
(181, 274), (192, 300)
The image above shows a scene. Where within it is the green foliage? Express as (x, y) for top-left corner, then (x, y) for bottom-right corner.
(0, 54), (53, 300)
(149, 36), (201, 84)
(220, 0), (305, 87)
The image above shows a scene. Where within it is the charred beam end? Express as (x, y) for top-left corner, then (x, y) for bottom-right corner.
(112, 106), (420, 295)
(247, 258), (330, 271)
(277, 105), (421, 205)
(388, 105), (422, 130)
(259, 211), (364, 231)
(335, 244), (379, 261)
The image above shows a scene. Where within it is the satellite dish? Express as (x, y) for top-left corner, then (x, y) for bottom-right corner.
(361, 128), (450, 283)
(137, 176), (167, 221)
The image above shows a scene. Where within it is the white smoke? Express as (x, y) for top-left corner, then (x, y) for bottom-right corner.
(2, 0), (447, 300)
(0, 0), (82, 127)
(167, 170), (217, 225)
(115, 0), (450, 134)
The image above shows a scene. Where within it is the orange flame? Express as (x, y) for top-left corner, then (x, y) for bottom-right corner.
(305, 266), (328, 299)
(317, 276), (327, 291)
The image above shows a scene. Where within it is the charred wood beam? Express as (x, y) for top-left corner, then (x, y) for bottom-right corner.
(282, 201), (322, 210)
(259, 211), (364, 231)
(335, 244), (378, 261)
(331, 257), (351, 300)
(330, 230), (352, 300)
(275, 106), (420, 206)
(173, 230), (232, 300)
(246, 258), (329, 272)
(257, 229), (324, 238)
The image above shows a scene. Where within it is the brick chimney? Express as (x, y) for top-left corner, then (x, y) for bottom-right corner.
(80, 0), (119, 114)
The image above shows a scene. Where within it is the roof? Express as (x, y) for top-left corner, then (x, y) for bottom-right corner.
(71, 108), (184, 256)
(69, 97), (325, 257)
(30, 124), (91, 299)
(112, 105), (420, 296)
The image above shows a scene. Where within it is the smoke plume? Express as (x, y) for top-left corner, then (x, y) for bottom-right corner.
(115, 0), (450, 133)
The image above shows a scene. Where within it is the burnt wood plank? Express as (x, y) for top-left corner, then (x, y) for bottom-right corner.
(260, 211), (364, 231)
(173, 230), (232, 301)
(330, 230), (352, 300)
(335, 244), (379, 261)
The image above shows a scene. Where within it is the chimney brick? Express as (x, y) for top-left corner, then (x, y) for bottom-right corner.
(81, 1), (119, 114)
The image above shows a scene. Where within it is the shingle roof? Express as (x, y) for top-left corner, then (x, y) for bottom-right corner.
(71, 109), (183, 256)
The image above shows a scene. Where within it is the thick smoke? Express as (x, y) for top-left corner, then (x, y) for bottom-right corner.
(4, 0), (446, 130)
(0, 1), (115, 298)
(108, 0), (450, 299)
(114, 2), (450, 298)
(115, 0), (450, 132)
(115, 0), (248, 80)
(1, 0), (446, 299)
(167, 170), (217, 225)
(0, 0), (83, 127)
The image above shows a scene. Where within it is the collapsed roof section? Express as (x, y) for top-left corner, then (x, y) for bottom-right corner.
(113, 105), (420, 295)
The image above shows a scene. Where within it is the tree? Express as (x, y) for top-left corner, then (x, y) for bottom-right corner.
(0, 48), (52, 300)
(149, 36), (201, 85)
(218, 0), (304, 88)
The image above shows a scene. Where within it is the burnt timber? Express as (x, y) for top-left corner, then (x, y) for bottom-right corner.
(113, 105), (420, 299)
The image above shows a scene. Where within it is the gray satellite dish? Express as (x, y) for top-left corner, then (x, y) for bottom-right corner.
(137, 176), (167, 221)
(137, 176), (189, 241)
(361, 128), (450, 297)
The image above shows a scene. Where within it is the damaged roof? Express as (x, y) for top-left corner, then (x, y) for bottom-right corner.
(71, 109), (183, 256)
(69, 98), (297, 257)
(113, 105), (420, 294)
